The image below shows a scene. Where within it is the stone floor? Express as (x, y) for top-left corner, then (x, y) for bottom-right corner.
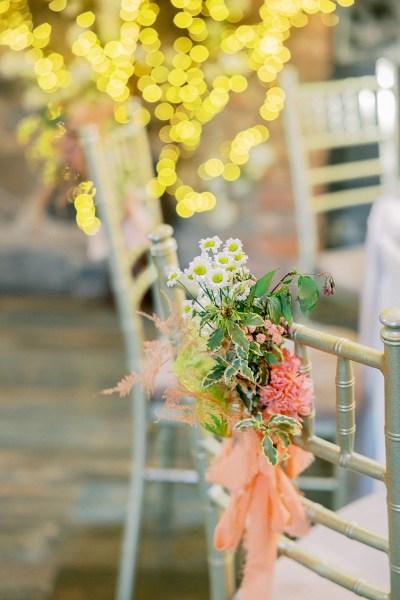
(0, 295), (209, 600)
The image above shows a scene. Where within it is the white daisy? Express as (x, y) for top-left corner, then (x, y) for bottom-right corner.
(232, 251), (248, 265)
(224, 237), (243, 254)
(181, 268), (200, 296)
(188, 256), (213, 281)
(182, 300), (194, 319)
(183, 267), (195, 283)
(214, 251), (234, 269)
(167, 267), (182, 287)
(199, 236), (222, 254)
(208, 268), (230, 290)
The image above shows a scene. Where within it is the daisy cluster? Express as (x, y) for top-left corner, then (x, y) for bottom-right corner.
(167, 236), (255, 318)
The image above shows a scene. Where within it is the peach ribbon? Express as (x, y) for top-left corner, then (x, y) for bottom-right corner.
(207, 430), (313, 600)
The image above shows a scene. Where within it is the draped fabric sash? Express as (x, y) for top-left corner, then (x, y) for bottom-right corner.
(207, 430), (313, 600)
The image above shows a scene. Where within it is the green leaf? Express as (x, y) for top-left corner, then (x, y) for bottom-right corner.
(267, 295), (282, 323)
(227, 321), (249, 355)
(271, 345), (284, 362)
(249, 341), (263, 356)
(279, 292), (293, 325)
(205, 304), (217, 313)
(297, 275), (319, 314)
(252, 269), (279, 299)
(263, 351), (279, 365)
(258, 362), (269, 385)
(214, 354), (227, 365)
(238, 361), (255, 382)
(268, 414), (301, 435)
(203, 415), (229, 437)
(269, 414), (301, 428)
(275, 431), (291, 449)
(235, 383), (253, 411)
(224, 358), (240, 383)
(262, 434), (279, 466)
(257, 270), (279, 297)
(202, 364), (226, 389)
(200, 313), (212, 328)
(240, 313), (264, 327)
(236, 345), (248, 360)
(234, 418), (257, 430)
(207, 327), (225, 352)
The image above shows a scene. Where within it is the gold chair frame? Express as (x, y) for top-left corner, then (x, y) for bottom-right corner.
(149, 224), (400, 600)
(80, 126), (197, 600)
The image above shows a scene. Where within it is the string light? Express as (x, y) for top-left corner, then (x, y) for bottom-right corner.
(0, 0), (356, 226)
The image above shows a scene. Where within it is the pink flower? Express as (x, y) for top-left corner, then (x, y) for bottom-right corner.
(246, 335), (253, 342)
(259, 349), (313, 420)
(264, 320), (283, 345)
(248, 326), (256, 333)
(272, 333), (282, 344)
(256, 333), (266, 344)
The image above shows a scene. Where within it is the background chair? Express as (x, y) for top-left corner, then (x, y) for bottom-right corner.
(280, 58), (398, 311)
(80, 121), (197, 600)
(149, 226), (400, 600)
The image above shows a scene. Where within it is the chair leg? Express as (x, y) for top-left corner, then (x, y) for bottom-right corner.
(115, 392), (147, 600)
(190, 428), (236, 600)
(156, 422), (177, 530)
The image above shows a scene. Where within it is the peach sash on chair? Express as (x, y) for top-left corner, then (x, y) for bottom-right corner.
(208, 430), (313, 600)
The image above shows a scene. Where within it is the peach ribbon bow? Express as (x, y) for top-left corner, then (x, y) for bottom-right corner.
(207, 430), (313, 600)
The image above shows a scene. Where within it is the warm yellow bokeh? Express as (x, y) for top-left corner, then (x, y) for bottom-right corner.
(1, 0), (356, 228)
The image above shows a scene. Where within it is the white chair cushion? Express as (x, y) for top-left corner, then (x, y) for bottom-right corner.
(271, 492), (388, 599)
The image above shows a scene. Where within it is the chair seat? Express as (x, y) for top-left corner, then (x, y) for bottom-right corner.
(271, 491), (388, 599)
(317, 245), (364, 296)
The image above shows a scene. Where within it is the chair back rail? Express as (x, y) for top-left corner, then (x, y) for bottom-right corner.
(148, 224), (400, 600)
(80, 123), (162, 370)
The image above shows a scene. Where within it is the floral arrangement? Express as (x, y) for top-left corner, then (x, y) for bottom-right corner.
(107, 234), (334, 600)
(164, 235), (333, 463)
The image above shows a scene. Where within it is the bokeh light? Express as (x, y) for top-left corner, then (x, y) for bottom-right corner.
(0, 0), (356, 227)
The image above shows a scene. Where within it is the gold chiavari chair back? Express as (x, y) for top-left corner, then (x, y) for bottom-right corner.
(80, 122), (197, 600)
(148, 224), (400, 600)
(280, 59), (398, 297)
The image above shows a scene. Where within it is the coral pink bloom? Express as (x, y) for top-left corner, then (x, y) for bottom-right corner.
(260, 349), (313, 419)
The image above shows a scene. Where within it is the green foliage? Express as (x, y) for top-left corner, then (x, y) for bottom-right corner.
(249, 268), (278, 302)
(202, 363), (226, 389)
(297, 275), (319, 313)
(234, 412), (300, 466)
(267, 295), (281, 323)
(227, 320), (249, 354)
(279, 291), (293, 325)
(203, 414), (229, 437)
(262, 434), (279, 465)
(240, 312), (264, 327)
(207, 327), (225, 351)
(224, 358), (240, 383)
